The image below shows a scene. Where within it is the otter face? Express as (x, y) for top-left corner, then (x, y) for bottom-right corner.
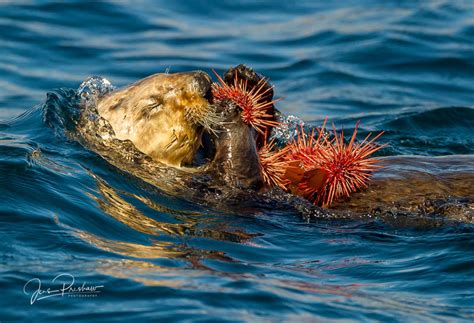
(96, 71), (214, 167)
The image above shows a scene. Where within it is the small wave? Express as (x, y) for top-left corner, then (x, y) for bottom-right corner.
(383, 106), (474, 132)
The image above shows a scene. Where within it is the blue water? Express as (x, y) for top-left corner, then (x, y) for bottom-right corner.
(1, 1), (474, 321)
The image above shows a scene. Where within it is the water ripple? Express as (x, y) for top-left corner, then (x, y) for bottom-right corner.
(0, 0), (473, 320)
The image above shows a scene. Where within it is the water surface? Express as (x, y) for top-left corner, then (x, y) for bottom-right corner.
(1, 1), (473, 320)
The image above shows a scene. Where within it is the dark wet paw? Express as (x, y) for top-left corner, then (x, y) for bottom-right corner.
(223, 64), (274, 103)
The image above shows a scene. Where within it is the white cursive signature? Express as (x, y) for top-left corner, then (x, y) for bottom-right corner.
(23, 273), (104, 305)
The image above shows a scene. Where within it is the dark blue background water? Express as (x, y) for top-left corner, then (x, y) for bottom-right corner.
(1, 0), (473, 321)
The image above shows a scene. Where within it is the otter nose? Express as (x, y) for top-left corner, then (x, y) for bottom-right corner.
(187, 71), (212, 95)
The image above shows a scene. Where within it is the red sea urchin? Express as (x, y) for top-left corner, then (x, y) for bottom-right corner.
(294, 122), (386, 206)
(211, 69), (281, 134)
(258, 136), (291, 190)
(285, 119), (329, 168)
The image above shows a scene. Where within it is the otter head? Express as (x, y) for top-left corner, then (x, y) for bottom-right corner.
(96, 71), (215, 167)
(96, 66), (272, 192)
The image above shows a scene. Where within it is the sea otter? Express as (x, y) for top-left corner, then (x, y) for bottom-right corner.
(85, 66), (472, 222)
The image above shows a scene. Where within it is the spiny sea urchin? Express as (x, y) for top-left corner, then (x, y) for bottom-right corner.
(211, 69), (281, 134)
(283, 120), (330, 201)
(258, 120), (385, 207)
(297, 122), (385, 206)
(285, 119), (329, 168)
(258, 136), (291, 190)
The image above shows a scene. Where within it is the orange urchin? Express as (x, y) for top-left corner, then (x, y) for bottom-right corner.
(285, 119), (329, 168)
(211, 69), (281, 134)
(278, 120), (330, 199)
(258, 137), (292, 190)
(300, 122), (386, 206)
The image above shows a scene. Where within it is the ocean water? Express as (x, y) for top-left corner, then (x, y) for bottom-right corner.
(1, 0), (474, 321)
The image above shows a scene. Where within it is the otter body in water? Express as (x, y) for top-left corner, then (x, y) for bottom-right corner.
(331, 155), (474, 222)
(80, 66), (473, 223)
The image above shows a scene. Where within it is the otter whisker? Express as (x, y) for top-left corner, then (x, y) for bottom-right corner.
(185, 103), (224, 136)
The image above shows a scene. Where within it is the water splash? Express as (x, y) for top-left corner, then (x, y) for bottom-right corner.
(77, 76), (115, 107)
(270, 112), (305, 145)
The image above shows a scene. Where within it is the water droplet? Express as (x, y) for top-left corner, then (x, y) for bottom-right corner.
(270, 112), (305, 145)
(77, 76), (115, 106)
